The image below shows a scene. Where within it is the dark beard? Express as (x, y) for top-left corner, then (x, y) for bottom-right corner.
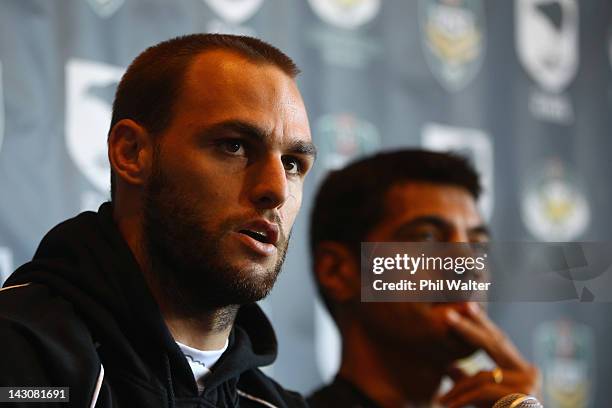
(141, 148), (288, 317)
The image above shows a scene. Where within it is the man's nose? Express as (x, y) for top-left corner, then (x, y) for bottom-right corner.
(249, 155), (289, 209)
(448, 228), (469, 243)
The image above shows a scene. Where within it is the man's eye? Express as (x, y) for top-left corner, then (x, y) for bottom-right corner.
(416, 231), (439, 242)
(219, 140), (245, 155)
(470, 234), (490, 244)
(283, 157), (301, 175)
(401, 230), (442, 242)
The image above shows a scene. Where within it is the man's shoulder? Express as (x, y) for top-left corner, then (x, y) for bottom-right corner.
(1, 282), (66, 315)
(0, 282), (85, 332)
(0, 282), (100, 392)
(237, 368), (308, 408)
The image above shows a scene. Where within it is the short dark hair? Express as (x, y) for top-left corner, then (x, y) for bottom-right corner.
(109, 34), (300, 200)
(309, 149), (481, 314)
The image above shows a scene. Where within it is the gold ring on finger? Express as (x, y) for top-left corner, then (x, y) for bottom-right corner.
(492, 367), (503, 384)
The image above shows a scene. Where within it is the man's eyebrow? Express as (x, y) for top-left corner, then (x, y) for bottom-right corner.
(200, 119), (317, 159)
(200, 120), (268, 142)
(286, 140), (317, 159)
(395, 216), (453, 232)
(396, 217), (491, 236)
(470, 225), (491, 237)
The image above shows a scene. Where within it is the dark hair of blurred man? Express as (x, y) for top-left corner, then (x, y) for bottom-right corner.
(0, 34), (316, 407)
(308, 150), (538, 408)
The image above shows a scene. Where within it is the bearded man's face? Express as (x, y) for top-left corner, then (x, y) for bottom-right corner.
(141, 50), (315, 313)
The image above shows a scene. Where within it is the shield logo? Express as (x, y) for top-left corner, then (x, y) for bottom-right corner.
(316, 113), (380, 171)
(421, 123), (494, 220)
(307, 0), (381, 30)
(204, 0), (265, 24)
(515, 0), (579, 93)
(86, 0), (125, 18)
(534, 320), (593, 407)
(419, 0), (485, 92)
(65, 59), (124, 193)
(521, 159), (590, 241)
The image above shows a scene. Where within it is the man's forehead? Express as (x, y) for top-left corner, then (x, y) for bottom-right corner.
(184, 49), (291, 92)
(170, 49), (310, 139)
(382, 181), (480, 222)
(188, 49), (245, 75)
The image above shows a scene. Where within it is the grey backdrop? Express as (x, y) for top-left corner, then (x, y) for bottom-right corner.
(1, 0), (611, 406)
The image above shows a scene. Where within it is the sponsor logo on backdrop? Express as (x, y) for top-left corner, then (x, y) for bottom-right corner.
(534, 320), (593, 407)
(0, 247), (13, 285)
(205, 0), (264, 24)
(306, 0), (382, 69)
(308, 0), (381, 30)
(86, 0), (124, 18)
(516, 0), (579, 92)
(521, 159), (590, 241)
(516, 0), (578, 124)
(0, 62), (4, 154)
(205, 0), (263, 35)
(422, 123), (494, 220)
(316, 113), (380, 171)
(65, 59), (124, 194)
(527, 88), (574, 124)
(419, 0), (485, 92)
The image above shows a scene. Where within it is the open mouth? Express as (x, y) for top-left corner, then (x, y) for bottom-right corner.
(239, 229), (272, 244)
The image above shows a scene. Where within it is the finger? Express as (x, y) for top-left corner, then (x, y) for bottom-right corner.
(465, 302), (503, 336)
(440, 369), (536, 404)
(445, 384), (512, 408)
(439, 370), (492, 404)
(465, 304), (527, 368)
(445, 308), (526, 369)
(445, 364), (468, 383)
(439, 371), (533, 403)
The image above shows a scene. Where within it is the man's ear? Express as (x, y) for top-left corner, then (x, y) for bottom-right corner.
(108, 119), (154, 189)
(314, 241), (361, 304)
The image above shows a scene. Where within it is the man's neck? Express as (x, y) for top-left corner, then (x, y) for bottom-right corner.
(163, 306), (237, 350)
(141, 255), (239, 351)
(338, 322), (446, 408)
(113, 205), (236, 351)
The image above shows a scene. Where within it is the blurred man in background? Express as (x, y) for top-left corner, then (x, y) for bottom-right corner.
(0, 34), (315, 407)
(308, 150), (538, 408)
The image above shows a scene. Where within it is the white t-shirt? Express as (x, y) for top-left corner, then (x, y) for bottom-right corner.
(176, 339), (229, 393)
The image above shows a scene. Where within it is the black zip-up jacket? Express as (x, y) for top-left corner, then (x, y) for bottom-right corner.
(0, 202), (307, 407)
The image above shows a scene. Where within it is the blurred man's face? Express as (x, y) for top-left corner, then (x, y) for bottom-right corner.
(143, 50), (315, 313)
(357, 181), (489, 362)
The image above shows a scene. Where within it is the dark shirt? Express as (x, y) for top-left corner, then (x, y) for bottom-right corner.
(0, 202), (307, 407)
(308, 376), (381, 408)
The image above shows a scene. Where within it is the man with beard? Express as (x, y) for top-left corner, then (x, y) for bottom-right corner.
(0, 34), (315, 407)
(308, 150), (538, 408)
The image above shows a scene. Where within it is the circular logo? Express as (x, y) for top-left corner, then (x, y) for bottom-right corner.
(316, 113), (380, 171)
(521, 160), (590, 241)
(307, 0), (381, 30)
(204, 0), (264, 24)
(86, 0), (125, 18)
